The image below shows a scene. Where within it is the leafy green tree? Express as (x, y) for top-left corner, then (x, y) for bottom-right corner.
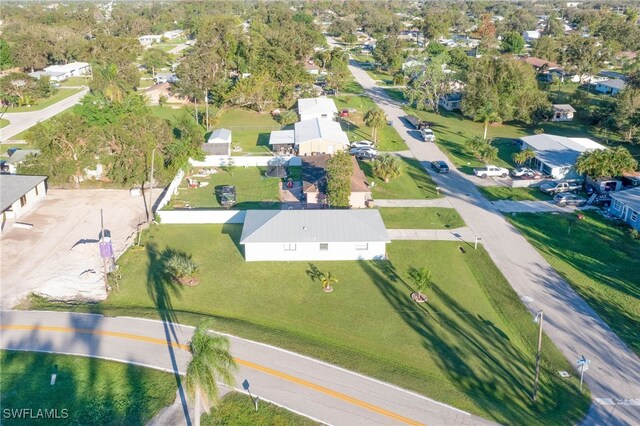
(91, 64), (130, 103)
(422, 12), (452, 40)
(363, 108), (387, 143)
(0, 73), (39, 107)
(563, 34), (610, 83)
(533, 36), (560, 63)
(225, 72), (279, 113)
(0, 39), (13, 70)
(19, 114), (98, 188)
(426, 42), (446, 57)
(405, 54), (450, 114)
(186, 320), (236, 426)
(576, 147), (638, 178)
(467, 136), (498, 163)
(544, 15), (565, 37)
(614, 87), (640, 142)
(373, 154), (402, 183)
(278, 110), (298, 126)
(407, 266), (432, 300)
(10, 32), (49, 71)
(142, 48), (171, 77)
(326, 151), (353, 207)
(501, 32), (525, 54)
(373, 36), (405, 71)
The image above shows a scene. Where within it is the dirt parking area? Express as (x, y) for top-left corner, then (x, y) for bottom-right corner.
(0, 189), (154, 308)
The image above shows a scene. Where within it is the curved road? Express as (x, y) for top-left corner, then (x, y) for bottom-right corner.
(0, 310), (494, 426)
(344, 55), (640, 425)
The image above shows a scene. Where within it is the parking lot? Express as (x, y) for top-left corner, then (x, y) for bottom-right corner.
(0, 189), (153, 308)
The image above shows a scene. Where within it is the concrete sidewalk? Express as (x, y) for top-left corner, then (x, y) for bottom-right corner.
(387, 227), (476, 242)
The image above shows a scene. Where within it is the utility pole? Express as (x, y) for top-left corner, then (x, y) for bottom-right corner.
(205, 89), (209, 129)
(148, 148), (156, 223)
(532, 310), (544, 401)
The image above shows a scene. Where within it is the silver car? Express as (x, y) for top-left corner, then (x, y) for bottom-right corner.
(553, 193), (586, 207)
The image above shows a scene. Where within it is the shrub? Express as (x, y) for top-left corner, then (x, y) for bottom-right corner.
(165, 252), (198, 278)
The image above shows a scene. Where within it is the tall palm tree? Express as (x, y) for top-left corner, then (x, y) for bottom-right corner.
(363, 108), (387, 143)
(95, 63), (127, 102)
(185, 320), (237, 426)
(475, 105), (502, 139)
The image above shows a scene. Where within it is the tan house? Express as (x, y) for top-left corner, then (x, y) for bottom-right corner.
(302, 155), (372, 208)
(295, 118), (349, 156)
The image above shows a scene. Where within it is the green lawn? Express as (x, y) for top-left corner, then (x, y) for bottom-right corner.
(478, 186), (553, 202)
(384, 88), (408, 103)
(60, 76), (92, 87)
(4, 88), (84, 113)
(379, 207), (465, 229)
(167, 167), (281, 209)
(202, 392), (318, 425)
(359, 155), (440, 199)
(508, 211), (640, 357)
(27, 225), (589, 425)
(333, 95), (408, 152)
(0, 118), (9, 128)
(0, 350), (176, 425)
(213, 108), (281, 154)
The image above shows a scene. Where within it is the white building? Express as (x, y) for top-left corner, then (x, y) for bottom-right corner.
(240, 209), (390, 261)
(162, 30), (184, 40)
(297, 97), (338, 122)
(595, 79), (626, 95)
(30, 62), (91, 81)
(202, 128), (232, 157)
(519, 134), (606, 179)
(551, 104), (576, 122)
(523, 30), (541, 43)
(139, 35), (163, 46)
(4, 149), (40, 174)
(1, 175), (47, 230)
(294, 118), (350, 155)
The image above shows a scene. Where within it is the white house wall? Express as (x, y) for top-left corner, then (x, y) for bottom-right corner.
(2, 181), (47, 221)
(243, 241), (387, 261)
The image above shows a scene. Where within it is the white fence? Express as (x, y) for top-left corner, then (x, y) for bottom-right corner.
(156, 169), (185, 211)
(190, 155), (298, 168)
(157, 209), (246, 224)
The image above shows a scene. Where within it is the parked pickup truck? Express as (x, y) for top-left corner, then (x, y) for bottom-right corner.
(405, 115), (429, 130)
(540, 180), (583, 194)
(473, 165), (509, 178)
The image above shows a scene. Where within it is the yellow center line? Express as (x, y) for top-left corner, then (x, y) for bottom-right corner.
(1, 324), (426, 426)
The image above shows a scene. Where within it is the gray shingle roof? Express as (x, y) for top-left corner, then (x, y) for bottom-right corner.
(0, 175), (47, 212)
(6, 149), (40, 165)
(598, 78), (626, 90)
(207, 128), (232, 144)
(240, 209), (390, 244)
(610, 187), (640, 213)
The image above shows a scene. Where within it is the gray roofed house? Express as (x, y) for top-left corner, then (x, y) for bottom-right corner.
(595, 78), (626, 95)
(519, 134), (605, 179)
(297, 97), (338, 122)
(609, 187), (640, 230)
(0, 175), (47, 227)
(5, 149), (40, 174)
(551, 104), (576, 122)
(240, 209), (389, 261)
(294, 118), (349, 155)
(268, 129), (295, 155)
(203, 128), (232, 156)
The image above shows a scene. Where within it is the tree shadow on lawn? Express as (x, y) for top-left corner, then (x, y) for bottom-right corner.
(359, 259), (585, 424)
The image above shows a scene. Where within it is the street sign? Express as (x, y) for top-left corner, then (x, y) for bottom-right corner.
(577, 356), (591, 372)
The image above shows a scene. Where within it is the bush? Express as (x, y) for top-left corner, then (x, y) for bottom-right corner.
(165, 252), (198, 278)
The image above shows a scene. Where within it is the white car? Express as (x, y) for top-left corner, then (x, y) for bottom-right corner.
(350, 140), (374, 149)
(349, 146), (378, 156)
(421, 129), (436, 142)
(511, 167), (534, 177)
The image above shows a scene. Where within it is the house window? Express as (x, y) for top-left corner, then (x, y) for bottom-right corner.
(631, 210), (638, 222)
(283, 243), (296, 251)
(20, 195), (27, 207)
(612, 199), (622, 211)
(319, 243), (329, 251)
(321, 114), (328, 118)
(355, 243), (368, 250)
(35, 185), (39, 196)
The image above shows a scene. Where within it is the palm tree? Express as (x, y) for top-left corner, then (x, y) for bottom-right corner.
(373, 154), (402, 182)
(363, 108), (387, 143)
(408, 266), (432, 301)
(95, 63), (127, 102)
(475, 105), (502, 139)
(512, 148), (536, 166)
(576, 147), (638, 178)
(320, 272), (338, 292)
(478, 143), (499, 163)
(185, 320), (237, 426)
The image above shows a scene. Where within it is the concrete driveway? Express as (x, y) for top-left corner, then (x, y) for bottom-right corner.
(0, 189), (153, 308)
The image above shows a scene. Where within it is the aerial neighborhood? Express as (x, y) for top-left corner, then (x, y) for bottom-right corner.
(0, 1), (639, 425)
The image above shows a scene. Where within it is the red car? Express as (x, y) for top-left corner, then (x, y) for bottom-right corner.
(339, 109), (349, 117)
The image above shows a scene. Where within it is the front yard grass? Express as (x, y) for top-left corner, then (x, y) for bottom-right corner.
(29, 225), (589, 425)
(60, 76), (91, 87)
(334, 95), (408, 152)
(4, 88), (84, 113)
(359, 155), (440, 199)
(214, 108), (281, 154)
(508, 211), (640, 357)
(202, 392), (318, 425)
(379, 207), (465, 229)
(167, 167), (281, 209)
(0, 118), (9, 128)
(478, 186), (553, 202)
(0, 350), (176, 425)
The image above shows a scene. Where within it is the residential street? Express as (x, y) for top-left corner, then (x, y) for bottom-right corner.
(0, 87), (89, 142)
(347, 59), (640, 425)
(0, 310), (494, 426)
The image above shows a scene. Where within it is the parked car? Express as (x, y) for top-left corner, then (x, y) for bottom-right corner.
(356, 150), (377, 161)
(216, 185), (237, 208)
(511, 167), (534, 177)
(404, 115), (429, 130)
(540, 180), (583, 194)
(554, 193), (586, 207)
(349, 146), (378, 156)
(350, 140), (374, 149)
(339, 109), (349, 117)
(473, 165), (509, 178)
(421, 128), (436, 142)
(431, 161), (449, 173)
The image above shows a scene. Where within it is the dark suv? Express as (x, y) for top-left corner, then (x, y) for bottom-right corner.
(216, 185), (237, 208)
(430, 161), (449, 173)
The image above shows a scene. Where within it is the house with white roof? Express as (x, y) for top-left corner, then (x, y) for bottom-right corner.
(297, 97), (338, 122)
(162, 30), (184, 40)
(523, 30), (541, 43)
(139, 35), (163, 46)
(239, 209), (390, 261)
(595, 79), (626, 95)
(294, 118), (349, 155)
(551, 104), (576, 122)
(30, 62), (91, 81)
(608, 187), (640, 231)
(519, 134), (606, 179)
(268, 130), (296, 155)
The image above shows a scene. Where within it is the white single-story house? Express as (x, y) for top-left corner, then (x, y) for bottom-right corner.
(609, 187), (640, 231)
(1, 175), (47, 231)
(551, 104), (576, 122)
(595, 79), (626, 95)
(297, 97), (338, 122)
(30, 62), (91, 82)
(294, 118), (350, 155)
(28, 70), (67, 82)
(438, 93), (463, 111)
(523, 30), (541, 43)
(4, 149), (40, 174)
(519, 134), (606, 179)
(202, 128), (232, 156)
(240, 209), (390, 261)
(269, 130), (295, 155)
(139, 34), (163, 45)
(162, 30), (184, 40)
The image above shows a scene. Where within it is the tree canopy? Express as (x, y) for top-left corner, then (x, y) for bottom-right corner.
(576, 147), (638, 178)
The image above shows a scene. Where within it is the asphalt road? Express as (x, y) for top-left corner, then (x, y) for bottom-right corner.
(0, 87), (89, 142)
(346, 58), (640, 425)
(0, 310), (494, 426)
